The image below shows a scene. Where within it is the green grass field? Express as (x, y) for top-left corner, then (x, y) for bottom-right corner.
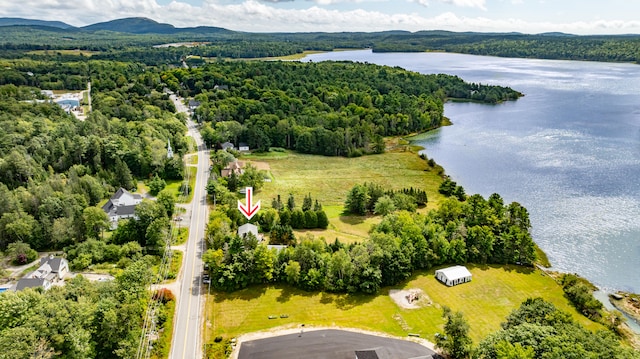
(27, 49), (99, 57)
(205, 265), (602, 344)
(292, 205), (381, 244)
(165, 166), (197, 203)
(246, 150), (444, 244)
(252, 150), (445, 208)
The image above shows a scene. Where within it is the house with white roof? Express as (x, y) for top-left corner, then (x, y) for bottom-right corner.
(238, 223), (262, 242)
(435, 265), (472, 286)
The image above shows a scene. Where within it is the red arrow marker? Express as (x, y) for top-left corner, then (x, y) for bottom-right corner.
(238, 187), (261, 220)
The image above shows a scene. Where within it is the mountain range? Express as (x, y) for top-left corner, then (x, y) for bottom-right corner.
(0, 17), (232, 35)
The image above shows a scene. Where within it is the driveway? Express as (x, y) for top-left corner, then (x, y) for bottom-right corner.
(237, 329), (437, 359)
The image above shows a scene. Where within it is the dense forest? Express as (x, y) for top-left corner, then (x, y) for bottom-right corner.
(0, 59), (187, 253)
(167, 60), (521, 156)
(0, 260), (159, 359)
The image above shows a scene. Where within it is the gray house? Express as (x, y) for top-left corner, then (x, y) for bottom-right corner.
(15, 278), (52, 291)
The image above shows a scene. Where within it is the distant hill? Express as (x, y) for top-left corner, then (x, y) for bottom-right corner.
(0, 17), (74, 29)
(81, 17), (232, 35)
(82, 17), (176, 34)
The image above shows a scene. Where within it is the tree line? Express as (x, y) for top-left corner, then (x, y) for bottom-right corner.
(436, 298), (638, 359)
(3, 25), (640, 65)
(202, 182), (536, 293)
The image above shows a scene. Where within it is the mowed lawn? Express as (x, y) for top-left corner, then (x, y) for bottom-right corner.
(205, 266), (603, 344)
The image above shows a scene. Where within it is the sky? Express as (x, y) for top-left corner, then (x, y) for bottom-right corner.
(2, 0), (640, 34)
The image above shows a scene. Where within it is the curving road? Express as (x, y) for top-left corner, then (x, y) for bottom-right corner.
(169, 94), (209, 359)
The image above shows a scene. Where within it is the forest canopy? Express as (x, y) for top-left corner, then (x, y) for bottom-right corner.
(170, 60), (521, 156)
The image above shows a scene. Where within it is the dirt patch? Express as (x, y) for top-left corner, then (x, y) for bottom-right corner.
(389, 288), (432, 309)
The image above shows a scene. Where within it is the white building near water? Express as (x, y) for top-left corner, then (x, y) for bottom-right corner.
(435, 265), (472, 286)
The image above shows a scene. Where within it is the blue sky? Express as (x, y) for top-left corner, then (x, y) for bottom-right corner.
(2, 0), (640, 34)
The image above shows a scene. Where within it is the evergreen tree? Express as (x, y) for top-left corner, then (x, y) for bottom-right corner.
(302, 193), (313, 212)
(287, 193), (296, 211)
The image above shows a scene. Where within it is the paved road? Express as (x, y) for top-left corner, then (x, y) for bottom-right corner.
(169, 94), (209, 359)
(237, 329), (437, 359)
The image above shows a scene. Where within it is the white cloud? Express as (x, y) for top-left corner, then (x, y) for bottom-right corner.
(410, 0), (487, 10)
(0, 0), (639, 34)
(438, 0), (487, 10)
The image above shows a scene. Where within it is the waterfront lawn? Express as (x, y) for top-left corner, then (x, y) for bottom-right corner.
(205, 265), (603, 344)
(250, 150), (444, 244)
(253, 151), (444, 208)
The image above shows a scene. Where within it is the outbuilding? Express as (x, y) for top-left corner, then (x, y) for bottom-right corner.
(435, 266), (472, 286)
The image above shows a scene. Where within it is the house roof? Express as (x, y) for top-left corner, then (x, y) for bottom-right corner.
(355, 350), (379, 359)
(115, 205), (137, 216)
(112, 187), (142, 201)
(221, 141), (234, 149)
(40, 256), (68, 272)
(435, 265), (472, 281)
(238, 142), (249, 148)
(238, 223), (259, 238)
(102, 200), (114, 213)
(33, 263), (52, 278)
(188, 99), (201, 107)
(15, 278), (48, 291)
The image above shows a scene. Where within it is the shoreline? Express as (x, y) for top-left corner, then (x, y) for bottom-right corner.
(405, 131), (640, 338)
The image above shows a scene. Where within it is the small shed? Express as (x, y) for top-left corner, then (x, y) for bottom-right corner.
(435, 266), (472, 286)
(238, 142), (249, 152)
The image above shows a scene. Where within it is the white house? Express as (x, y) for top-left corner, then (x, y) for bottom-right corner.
(238, 223), (261, 241)
(238, 142), (250, 152)
(435, 265), (472, 287)
(39, 255), (69, 280)
(221, 142), (235, 151)
(15, 255), (69, 291)
(102, 188), (143, 229)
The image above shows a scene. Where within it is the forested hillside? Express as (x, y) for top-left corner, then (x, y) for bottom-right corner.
(167, 61), (521, 156)
(1, 20), (640, 64)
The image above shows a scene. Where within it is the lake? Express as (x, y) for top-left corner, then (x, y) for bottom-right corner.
(302, 50), (640, 293)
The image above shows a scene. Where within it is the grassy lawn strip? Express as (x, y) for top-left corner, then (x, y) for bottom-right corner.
(172, 227), (189, 246)
(151, 299), (175, 359)
(188, 154), (198, 165)
(206, 266), (602, 344)
(293, 205), (380, 244)
(165, 250), (183, 282)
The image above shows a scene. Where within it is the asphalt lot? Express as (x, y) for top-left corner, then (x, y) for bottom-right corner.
(237, 329), (437, 359)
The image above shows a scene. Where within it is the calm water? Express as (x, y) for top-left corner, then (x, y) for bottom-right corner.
(303, 50), (640, 293)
